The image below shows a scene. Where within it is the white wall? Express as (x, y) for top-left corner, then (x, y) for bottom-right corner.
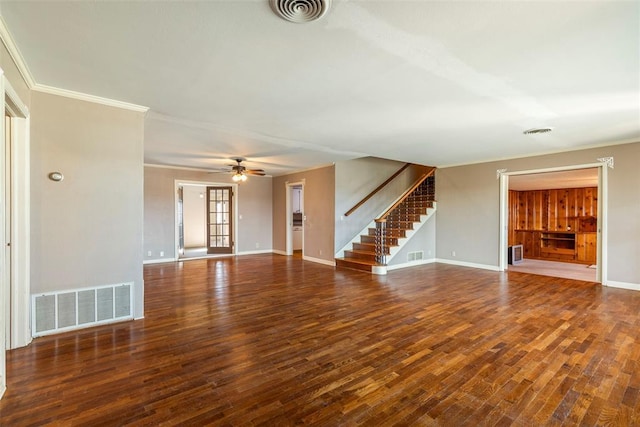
(30, 91), (145, 318)
(182, 186), (206, 248)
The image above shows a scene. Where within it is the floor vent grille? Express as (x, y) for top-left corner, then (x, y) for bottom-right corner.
(408, 251), (424, 262)
(32, 283), (133, 337)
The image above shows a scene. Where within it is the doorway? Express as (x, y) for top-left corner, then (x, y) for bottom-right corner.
(176, 181), (237, 260)
(1, 76), (31, 399)
(285, 181), (304, 256)
(499, 163), (607, 283)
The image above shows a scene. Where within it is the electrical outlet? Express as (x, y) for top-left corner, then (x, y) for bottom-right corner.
(451, 251), (456, 257)
(428, 250), (432, 256)
(319, 249), (322, 255)
(147, 251), (152, 257)
(256, 242), (259, 249)
(160, 251), (164, 257)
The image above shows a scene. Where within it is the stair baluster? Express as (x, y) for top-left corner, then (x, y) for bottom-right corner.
(336, 167), (436, 273)
(375, 220), (387, 265)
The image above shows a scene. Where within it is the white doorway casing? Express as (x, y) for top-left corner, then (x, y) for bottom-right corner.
(499, 162), (607, 284)
(285, 180), (304, 256)
(174, 180), (239, 260)
(1, 71), (31, 400)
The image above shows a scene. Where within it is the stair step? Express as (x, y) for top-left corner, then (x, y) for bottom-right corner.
(338, 170), (436, 274)
(360, 235), (399, 246)
(394, 206), (428, 213)
(353, 242), (392, 253)
(384, 221), (415, 229)
(344, 250), (378, 262)
(368, 228), (407, 238)
(400, 201), (434, 208)
(386, 213), (422, 222)
(335, 258), (383, 272)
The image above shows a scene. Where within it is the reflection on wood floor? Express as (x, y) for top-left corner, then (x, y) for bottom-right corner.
(2, 255), (638, 425)
(508, 258), (597, 282)
(181, 246), (207, 258)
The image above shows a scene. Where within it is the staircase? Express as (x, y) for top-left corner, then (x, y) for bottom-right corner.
(336, 170), (435, 273)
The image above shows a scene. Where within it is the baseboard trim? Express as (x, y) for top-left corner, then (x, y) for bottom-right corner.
(302, 255), (336, 267)
(435, 258), (501, 272)
(145, 251), (275, 263)
(272, 250), (288, 256)
(237, 249), (273, 256)
(605, 280), (640, 292)
(386, 258), (436, 271)
(143, 258), (177, 265)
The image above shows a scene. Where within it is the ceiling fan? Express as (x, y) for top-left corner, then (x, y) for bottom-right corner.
(226, 158), (266, 182)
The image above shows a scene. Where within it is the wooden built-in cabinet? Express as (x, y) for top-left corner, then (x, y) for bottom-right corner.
(509, 188), (597, 265)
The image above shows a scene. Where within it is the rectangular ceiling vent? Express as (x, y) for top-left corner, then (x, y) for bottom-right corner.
(32, 283), (133, 337)
(407, 251), (424, 262)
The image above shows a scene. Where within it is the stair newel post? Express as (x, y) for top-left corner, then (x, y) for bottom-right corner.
(375, 219), (387, 265)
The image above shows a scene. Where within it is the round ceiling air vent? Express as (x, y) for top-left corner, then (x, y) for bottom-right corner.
(523, 127), (553, 135)
(270, 0), (331, 23)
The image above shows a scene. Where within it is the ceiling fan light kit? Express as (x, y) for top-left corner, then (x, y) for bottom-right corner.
(221, 158), (266, 182)
(232, 173), (248, 182)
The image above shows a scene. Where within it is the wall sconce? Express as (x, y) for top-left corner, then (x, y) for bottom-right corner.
(48, 172), (64, 182)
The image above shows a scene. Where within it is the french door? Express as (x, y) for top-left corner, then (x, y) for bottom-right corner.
(207, 187), (233, 254)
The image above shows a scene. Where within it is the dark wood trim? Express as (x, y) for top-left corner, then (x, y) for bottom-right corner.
(344, 163), (412, 217)
(206, 186), (233, 254)
(376, 167), (435, 223)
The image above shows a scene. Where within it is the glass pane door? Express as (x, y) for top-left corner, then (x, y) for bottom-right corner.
(207, 186), (233, 254)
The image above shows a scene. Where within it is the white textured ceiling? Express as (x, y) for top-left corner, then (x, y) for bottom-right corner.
(509, 168), (598, 191)
(1, 1), (638, 176)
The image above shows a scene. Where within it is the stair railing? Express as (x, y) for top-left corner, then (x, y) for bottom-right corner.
(374, 168), (436, 264)
(344, 163), (411, 217)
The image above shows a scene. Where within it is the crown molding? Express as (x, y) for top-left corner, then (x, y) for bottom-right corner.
(0, 15), (149, 113)
(33, 84), (148, 113)
(0, 15), (35, 88)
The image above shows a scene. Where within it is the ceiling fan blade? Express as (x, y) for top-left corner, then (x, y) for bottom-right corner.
(245, 169), (266, 176)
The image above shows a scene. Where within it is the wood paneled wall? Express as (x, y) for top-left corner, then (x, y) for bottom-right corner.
(508, 187), (598, 264)
(509, 187), (597, 234)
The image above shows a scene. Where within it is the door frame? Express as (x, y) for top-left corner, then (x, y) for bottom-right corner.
(285, 180), (305, 256)
(498, 162), (607, 284)
(174, 180), (238, 260)
(1, 71), (31, 399)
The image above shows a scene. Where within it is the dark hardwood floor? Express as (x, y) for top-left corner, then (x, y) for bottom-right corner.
(2, 255), (640, 425)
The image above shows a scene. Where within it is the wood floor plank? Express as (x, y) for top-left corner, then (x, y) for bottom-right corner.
(2, 255), (640, 425)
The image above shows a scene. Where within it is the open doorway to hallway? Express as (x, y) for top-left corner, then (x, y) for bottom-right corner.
(179, 185), (207, 258)
(176, 181), (237, 260)
(503, 167), (602, 282)
(285, 181), (304, 257)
